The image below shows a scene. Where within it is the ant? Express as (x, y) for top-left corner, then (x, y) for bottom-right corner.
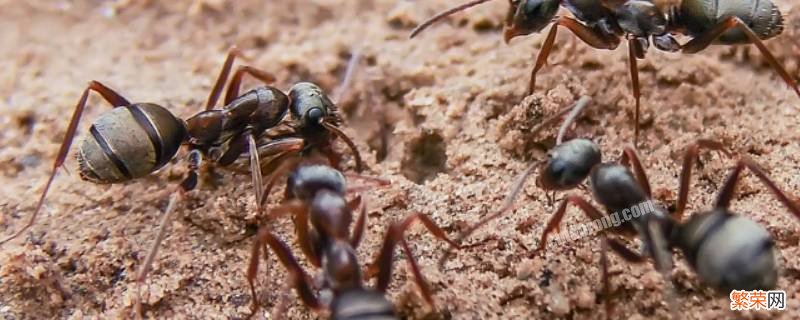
(247, 163), (460, 319)
(410, 0), (800, 145)
(0, 46), (364, 317)
(443, 97), (800, 317)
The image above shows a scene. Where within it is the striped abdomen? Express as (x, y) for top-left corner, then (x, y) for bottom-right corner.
(675, 209), (778, 292)
(680, 0), (784, 43)
(77, 103), (186, 184)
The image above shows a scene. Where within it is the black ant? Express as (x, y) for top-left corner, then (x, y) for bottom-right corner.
(443, 96), (800, 317)
(0, 47), (364, 317)
(247, 163), (460, 319)
(410, 0), (800, 144)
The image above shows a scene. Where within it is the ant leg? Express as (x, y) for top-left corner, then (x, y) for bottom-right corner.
(247, 132), (265, 210)
(527, 22), (559, 95)
(438, 163), (539, 267)
(344, 174), (391, 194)
(205, 46), (244, 110)
(714, 156), (800, 218)
(408, 0), (494, 38)
(332, 49), (361, 103)
(247, 210), (311, 317)
(259, 154), (303, 207)
(606, 237), (646, 262)
(551, 34), (577, 66)
(619, 147), (652, 197)
(133, 150), (201, 319)
(373, 212), (460, 306)
(555, 96), (592, 144)
(681, 16), (800, 99)
(257, 138), (305, 165)
(321, 142), (344, 170)
(535, 195), (606, 253)
(321, 121), (364, 172)
(223, 66), (278, 106)
(250, 138), (304, 206)
(347, 195), (367, 248)
(0, 81), (130, 246)
(247, 226), (323, 316)
(626, 38), (643, 146)
(215, 131), (268, 213)
(674, 140), (731, 216)
(264, 200), (320, 267)
(600, 237), (611, 320)
(527, 17), (620, 95)
(673, 139), (731, 220)
(134, 189), (184, 319)
(216, 132), (250, 166)
(546, 191), (556, 207)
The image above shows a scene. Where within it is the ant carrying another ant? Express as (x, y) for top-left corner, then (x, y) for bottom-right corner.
(0, 46), (365, 318)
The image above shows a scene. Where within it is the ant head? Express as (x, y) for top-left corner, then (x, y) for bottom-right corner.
(323, 241), (362, 290)
(288, 165), (346, 201)
(611, 0), (668, 36)
(504, 0), (560, 43)
(538, 139), (601, 190)
(677, 210), (778, 292)
(288, 82), (334, 128)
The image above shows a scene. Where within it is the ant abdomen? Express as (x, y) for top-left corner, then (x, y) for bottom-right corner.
(676, 209), (778, 292)
(680, 0), (784, 43)
(77, 103), (186, 184)
(329, 289), (396, 320)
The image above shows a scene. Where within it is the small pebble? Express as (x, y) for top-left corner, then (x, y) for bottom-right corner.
(548, 287), (571, 316)
(575, 285), (595, 309)
(641, 270), (662, 290)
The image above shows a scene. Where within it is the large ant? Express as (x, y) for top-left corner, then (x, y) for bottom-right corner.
(0, 47), (364, 317)
(247, 163), (460, 319)
(444, 97), (800, 317)
(410, 0), (800, 144)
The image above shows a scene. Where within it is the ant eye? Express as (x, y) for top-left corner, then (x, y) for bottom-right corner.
(307, 107), (325, 124)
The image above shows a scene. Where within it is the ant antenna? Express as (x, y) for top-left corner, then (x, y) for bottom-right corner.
(410, 0), (498, 38)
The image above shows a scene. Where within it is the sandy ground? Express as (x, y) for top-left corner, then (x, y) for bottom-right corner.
(0, 0), (798, 319)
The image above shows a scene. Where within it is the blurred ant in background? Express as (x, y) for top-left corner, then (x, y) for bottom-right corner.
(411, 0), (800, 144)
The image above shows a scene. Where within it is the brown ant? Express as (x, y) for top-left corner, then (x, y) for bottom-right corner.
(247, 163), (460, 319)
(443, 97), (800, 317)
(0, 47), (364, 317)
(410, 0), (800, 144)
